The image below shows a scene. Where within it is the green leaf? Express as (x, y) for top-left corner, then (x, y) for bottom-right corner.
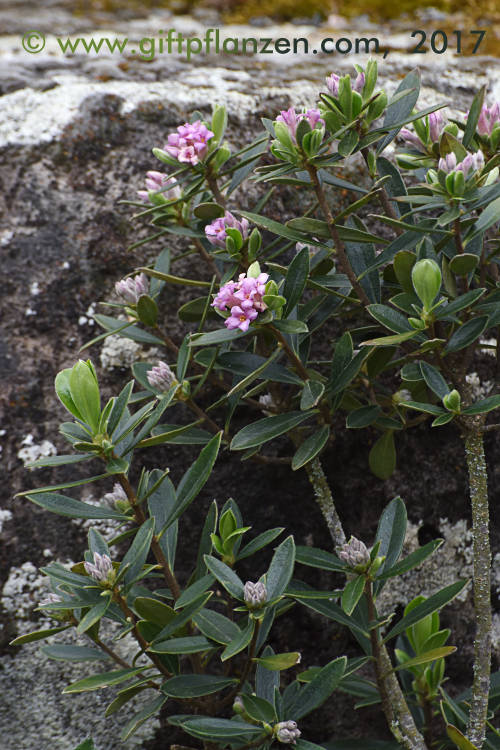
(40, 644), (108, 662)
(171, 716), (264, 741)
(221, 618), (255, 661)
(361, 331), (417, 347)
(189, 328), (249, 347)
(136, 295), (158, 327)
(266, 535), (295, 601)
(288, 657), (347, 719)
(400, 401), (446, 415)
(73, 741), (96, 750)
(137, 267), (211, 288)
(162, 674), (237, 698)
(295, 546), (346, 573)
(300, 381), (325, 411)
(231, 411), (315, 451)
(374, 497), (407, 583)
(346, 406), (382, 429)
(149, 636), (212, 654)
(193, 608), (240, 645)
(377, 539), (443, 580)
(419, 361), (450, 399)
(55, 368), (84, 420)
(284, 246), (310, 316)
(449, 254), (479, 276)
(463, 85), (486, 148)
(167, 433), (222, 527)
(341, 576), (365, 616)
(133, 597), (176, 626)
(462, 395), (500, 415)
(94, 314), (164, 346)
(468, 195), (500, 239)
(240, 694), (277, 724)
(367, 304), (412, 333)
(121, 696), (167, 741)
(435, 289), (486, 319)
(143, 423), (211, 448)
(193, 202), (225, 220)
(119, 518), (155, 586)
(384, 580), (469, 642)
(153, 593), (212, 643)
(25, 492), (126, 520)
(238, 528), (285, 560)
(292, 426), (330, 470)
(271, 319), (309, 334)
(217, 351), (302, 385)
(253, 652), (301, 670)
(63, 667), (148, 693)
(369, 432), (396, 480)
(174, 574), (215, 610)
(204, 555), (244, 599)
(377, 69), (421, 153)
(446, 724), (480, 750)
(10, 625), (71, 646)
(444, 316), (489, 353)
(68, 361), (101, 433)
(395, 646), (456, 671)
(76, 597), (111, 635)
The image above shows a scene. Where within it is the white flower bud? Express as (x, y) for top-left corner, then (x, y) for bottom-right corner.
(147, 361), (178, 393)
(338, 536), (371, 569)
(243, 580), (267, 609)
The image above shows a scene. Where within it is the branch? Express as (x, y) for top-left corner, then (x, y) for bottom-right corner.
(306, 165), (371, 306)
(464, 423), (492, 748)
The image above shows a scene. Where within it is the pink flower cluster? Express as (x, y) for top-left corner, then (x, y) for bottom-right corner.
(137, 171), (181, 203)
(478, 102), (500, 136)
(205, 211), (250, 248)
(438, 150), (485, 177)
(401, 111), (445, 153)
(275, 108), (324, 143)
(326, 71), (364, 97)
(212, 271), (269, 332)
(165, 120), (214, 165)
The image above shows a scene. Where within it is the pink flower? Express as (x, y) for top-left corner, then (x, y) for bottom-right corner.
(477, 102), (500, 136)
(438, 150), (484, 177)
(226, 302), (258, 332)
(137, 171), (181, 203)
(353, 71), (365, 93)
(211, 269), (270, 331)
(275, 108), (324, 144)
(429, 111), (444, 142)
(205, 211), (250, 248)
(164, 120), (214, 165)
(400, 127), (427, 153)
(326, 73), (340, 96)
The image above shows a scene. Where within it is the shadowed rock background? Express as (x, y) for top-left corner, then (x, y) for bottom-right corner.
(1, 1), (500, 747)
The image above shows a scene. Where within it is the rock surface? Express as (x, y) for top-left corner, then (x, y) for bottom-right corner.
(1, 3), (500, 749)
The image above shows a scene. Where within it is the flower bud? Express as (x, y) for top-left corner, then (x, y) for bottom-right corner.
(243, 581), (267, 609)
(233, 696), (244, 715)
(326, 73), (340, 97)
(411, 259), (442, 312)
(338, 536), (370, 570)
(443, 389), (461, 413)
(84, 552), (115, 585)
(103, 482), (130, 511)
(147, 362), (178, 393)
(40, 593), (62, 607)
(115, 274), (149, 306)
(275, 720), (301, 745)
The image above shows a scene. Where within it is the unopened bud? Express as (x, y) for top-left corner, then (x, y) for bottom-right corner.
(147, 362), (178, 393)
(233, 696), (244, 715)
(84, 552), (115, 585)
(115, 274), (149, 305)
(443, 389), (461, 413)
(411, 259), (442, 312)
(338, 536), (370, 570)
(275, 720), (301, 745)
(103, 482), (129, 511)
(243, 581), (267, 609)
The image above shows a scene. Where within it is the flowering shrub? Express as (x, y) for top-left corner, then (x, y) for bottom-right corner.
(15, 63), (500, 750)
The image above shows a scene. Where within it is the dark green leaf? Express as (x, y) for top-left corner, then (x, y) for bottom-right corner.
(204, 555), (244, 599)
(41, 644), (108, 662)
(384, 580), (469, 642)
(162, 674), (237, 698)
(444, 317), (489, 353)
(284, 246), (310, 316)
(369, 432), (396, 480)
(292, 426), (330, 470)
(25, 492), (126, 520)
(288, 657), (347, 719)
(266, 535), (296, 601)
(63, 667), (148, 693)
(231, 412), (315, 451)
